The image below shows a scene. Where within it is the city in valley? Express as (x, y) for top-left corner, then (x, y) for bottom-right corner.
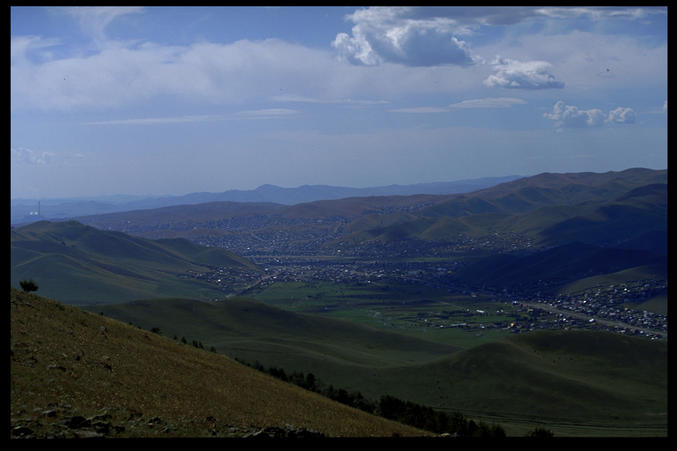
(180, 234), (667, 342)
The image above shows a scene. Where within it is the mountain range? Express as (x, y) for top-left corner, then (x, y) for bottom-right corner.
(72, 167), (667, 259)
(11, 175), (522, 225)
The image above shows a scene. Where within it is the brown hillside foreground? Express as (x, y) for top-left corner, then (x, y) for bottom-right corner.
(10, 289), (430, 438)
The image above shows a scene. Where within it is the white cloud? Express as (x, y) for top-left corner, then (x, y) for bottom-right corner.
(484, 57), (564, 89)
(272, 94), (389, 105)
(234, 108), (299, 119)
(63, 7), (144, 44)
(607, 106), (636, 124)
(85, 109), (299, 125)
(388, 106), (451, 114)
(535, 6), (659, 21)
(11, 147), (55, 165)
(544, 100), (637, 129)
(448, 97), (526, 108)
(331, 7), (663, 68)
(333, 7), (477, 67)
(10, 38), (336, 111)
(11, 35), (485, 112)
(389, 97), (526, 113)
(86, 115), (225, 125)
(11, 35), (60, 63)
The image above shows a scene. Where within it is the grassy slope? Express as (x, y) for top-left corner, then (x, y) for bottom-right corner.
(366, 330), (667, 437)
(10, 289), (429, 438)
(88, 296), (668, 437)
(10, 220), (259, 305)
(89, 297), (460, 370)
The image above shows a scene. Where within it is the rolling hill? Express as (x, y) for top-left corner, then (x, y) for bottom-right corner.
(10, 289), (429, 438)
(88, 296), (461, 370)
(374, 329), (667, 436)
(10, 220), (260, 305)
(86, 295), (668, 437)
(71, 168), (666, 255)
(341, 168), (667, 248)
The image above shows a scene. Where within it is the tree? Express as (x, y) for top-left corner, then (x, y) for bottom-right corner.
(527, 427), (554, 438)
(19, 280), (38, 293)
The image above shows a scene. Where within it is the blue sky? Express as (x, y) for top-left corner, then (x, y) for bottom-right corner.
(11, 6), (667, 199)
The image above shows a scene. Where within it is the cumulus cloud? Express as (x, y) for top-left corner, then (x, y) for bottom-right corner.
(607, 106), (636, 124)
(331, 7), (662, 68)
(484, 57), (564, 89)
(544, 100), (636, 129)
(332, 7), (477, 67)
(11, 33), (484, 112)
(11, 147), (55, 165)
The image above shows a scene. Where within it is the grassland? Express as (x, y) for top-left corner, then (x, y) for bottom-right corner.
(88, 293), (668, 437)
(11, 220), (259, 304)
(10, 289), (430, 438)
(11, 169), (668, 438)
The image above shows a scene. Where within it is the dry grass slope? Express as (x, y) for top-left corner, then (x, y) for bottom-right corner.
(10, 289), (430, 438)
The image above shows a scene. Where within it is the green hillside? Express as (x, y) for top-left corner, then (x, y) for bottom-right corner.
(386, 330), (667, 436)
(354, 181), (666, 249)
(89, 296), (668, 437)
(88, 297), (460, 370)
(10, 289), (428, 438)
(10, 220), (260, 305)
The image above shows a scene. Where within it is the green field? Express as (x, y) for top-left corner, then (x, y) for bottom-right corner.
(249, 280), (532, 348)
(90, 296), (667, 437)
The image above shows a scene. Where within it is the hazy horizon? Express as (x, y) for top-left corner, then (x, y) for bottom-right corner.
(11, 6), (667, 199)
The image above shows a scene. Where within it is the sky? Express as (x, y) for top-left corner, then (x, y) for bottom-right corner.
(10, 6), (668, 199)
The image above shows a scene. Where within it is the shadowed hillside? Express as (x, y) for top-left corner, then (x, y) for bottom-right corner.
(88, 297), (460, 370)
(364, 330), (667, 437)
(452, 241), (666, 292)
(10, 289), (430, 438)
(10, 221), (260, 305)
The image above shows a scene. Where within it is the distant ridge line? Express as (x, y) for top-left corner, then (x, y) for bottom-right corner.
(11, 175), (523, 225)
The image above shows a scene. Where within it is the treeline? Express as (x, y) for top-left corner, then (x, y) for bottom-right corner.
(235, 359), (509, 438)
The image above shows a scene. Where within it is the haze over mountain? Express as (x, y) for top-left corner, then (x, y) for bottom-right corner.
(11, 176), (521, 225)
